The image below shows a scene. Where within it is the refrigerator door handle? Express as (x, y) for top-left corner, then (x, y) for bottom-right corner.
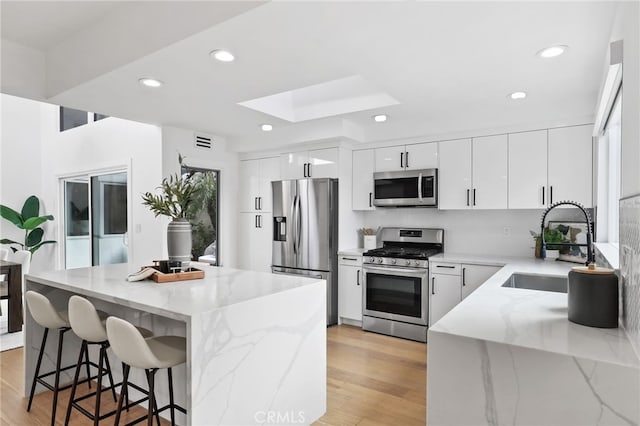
(292, 195), (298, 255)
(296, 195), (302, 255)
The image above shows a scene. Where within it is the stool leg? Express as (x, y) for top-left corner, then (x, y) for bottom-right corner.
(65, 340), (87, 426)
(50, 328), (65, 426)
(93, 344), (106, 426)
(167, 368), (175, 426)
(122, 362), (130, 411)
(102, 344), (117, 402)
(84, 345), (92, 389)
(114, 364), (129, 426)
(27, 327), (49, 411)
(145, 369), (160, 426)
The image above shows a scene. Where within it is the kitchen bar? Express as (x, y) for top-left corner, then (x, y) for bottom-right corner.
(23, 263), (326, 425)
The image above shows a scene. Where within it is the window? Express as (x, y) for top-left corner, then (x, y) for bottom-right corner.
(181, 166), (219, 265)
(59, 106), (88, 131)
(596, 90), (621, 244)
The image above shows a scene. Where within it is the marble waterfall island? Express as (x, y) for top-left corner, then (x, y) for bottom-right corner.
(25, 264), (327, 425)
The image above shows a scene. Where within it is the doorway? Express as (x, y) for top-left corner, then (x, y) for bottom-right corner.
(181, 166), (219, 265)
(62, 170), (128, 269)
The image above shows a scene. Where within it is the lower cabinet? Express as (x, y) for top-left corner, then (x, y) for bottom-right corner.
(429, 261), (503, 326)
(338, 255), (363, 323)
(237, 212), (272, 273)
(461, 264), (501, 300)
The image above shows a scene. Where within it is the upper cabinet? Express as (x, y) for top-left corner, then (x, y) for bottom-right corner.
(508, 126), (593, 209)
(374, 142), (438, 172)
(239, 156), (280, 213)
(280, 147), (338, 179)
(439, 136), (507, 210)
(548, 125), (593, 207)
(352, 149), (375, 211)
(508, 130), (548, 209)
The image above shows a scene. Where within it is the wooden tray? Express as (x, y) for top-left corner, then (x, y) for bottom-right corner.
(146, 266), (205, 283)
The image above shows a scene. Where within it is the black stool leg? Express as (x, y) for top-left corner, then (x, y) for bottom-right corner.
(50, 328), (65, 426)
(102, 343), (117, 402)
(93, 345), (106, 426)
(114, 364), (130, 426)
(168, 367), (176, 426)
(84, 345), (92, 389)
(122, 362), (130, 412)
(65, 340), (87, 426)
(27, 327), (48, 411)
(145, 369), (161, 426)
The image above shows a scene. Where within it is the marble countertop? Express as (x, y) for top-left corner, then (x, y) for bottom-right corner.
(429, 255), (640, 368)
(337, 248), (367, 256)
(26, 263), (324, 320)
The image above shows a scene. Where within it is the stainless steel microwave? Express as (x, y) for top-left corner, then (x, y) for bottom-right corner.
(373, 169), (438, 207)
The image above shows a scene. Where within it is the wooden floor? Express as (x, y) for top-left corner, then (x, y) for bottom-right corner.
(0, 325), (426, 425)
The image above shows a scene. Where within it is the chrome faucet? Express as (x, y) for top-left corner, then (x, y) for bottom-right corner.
(540, 201), (595, 266)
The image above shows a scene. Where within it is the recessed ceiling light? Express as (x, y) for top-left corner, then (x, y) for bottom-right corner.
(210, 49), (235, 62)
(537, 45), (568, 59)
(509, 91), (527, 100)
(261, 124), (273, 132)
(373, 114), (388, 123)
(138, 77), (163, 88)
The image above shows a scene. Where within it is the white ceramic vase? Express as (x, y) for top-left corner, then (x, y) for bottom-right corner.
(167, 218), (192, 262)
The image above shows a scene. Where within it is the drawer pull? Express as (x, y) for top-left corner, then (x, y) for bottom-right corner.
(436, 265), (455, 269)
(342, 257), (358, 261)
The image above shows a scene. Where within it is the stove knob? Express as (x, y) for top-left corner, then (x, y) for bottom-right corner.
(414, 260), (420, 266)
(369, 257), (375, 263)
(391, 259), (397, 265)
(406, 259), (411, 266)
(377, 258), (383, 264)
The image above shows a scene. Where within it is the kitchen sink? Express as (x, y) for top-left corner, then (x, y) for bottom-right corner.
(502, 273), (567, 293)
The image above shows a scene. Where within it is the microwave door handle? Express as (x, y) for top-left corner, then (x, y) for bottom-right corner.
(418, 173), (423, 200)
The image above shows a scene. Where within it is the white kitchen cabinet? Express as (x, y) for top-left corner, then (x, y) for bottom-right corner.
(280, 148), (338, 179)
(338, 255), (363, 322)
(429, 272), (461, 326)
(439, 136), (507, 210)
(374, 142), (438, 172)
(239, 157), (280, 213)
(548, 125), (593, 207)
(461, 264), (501, 300)
(509, 130), (548, 209)
(438, 139), (472, 209)
(472, 135), (508, 209)
(237, 212), (272, 273)
(352, 149), (375, 210)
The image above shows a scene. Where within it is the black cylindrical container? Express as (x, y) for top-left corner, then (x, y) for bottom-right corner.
(568, 265), (618, 328)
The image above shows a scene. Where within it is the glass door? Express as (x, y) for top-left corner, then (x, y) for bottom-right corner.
(181, 166), (219, 265)
(62, 170), (128, 268)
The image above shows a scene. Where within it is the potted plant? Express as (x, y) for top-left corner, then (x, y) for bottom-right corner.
(142, 174), (199, 263)
(1, 195), (56, 256)
(543, 228), (566, 260)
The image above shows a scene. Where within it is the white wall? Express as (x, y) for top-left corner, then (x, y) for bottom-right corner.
(0, 94), (50, 271)
(39, 104), (165, 270)
(161, 126), (239, 268)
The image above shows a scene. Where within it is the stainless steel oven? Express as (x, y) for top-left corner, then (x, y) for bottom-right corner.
(361, 227), (443, 343)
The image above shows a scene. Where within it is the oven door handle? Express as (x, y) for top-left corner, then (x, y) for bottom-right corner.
(364, 265), (427, 276)
(418, 172), (423, 200)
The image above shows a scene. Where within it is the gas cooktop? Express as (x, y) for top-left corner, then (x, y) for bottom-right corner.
(363, 246), (441, 260)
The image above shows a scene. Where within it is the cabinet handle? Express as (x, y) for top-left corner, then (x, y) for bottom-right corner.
(436, 265), (455, 269)
(259, 215), (262, 228)
(400, 152), (404, 168)
(307, 162), (312, 177)
(432, 277), (435, 295)
(254, 197), (258, 210)
(369, 192), (372, 208)
(357, 270), (361, 286)
(255, 215), (259, 228)
(342, 257), (358, 261)
(405, 151), (409, 168)
(258, 197), (262, 210)
(473, 188), (476, 206)
(542, 186), (545, 205)
(303, 163), (307, 177)
(550, 186), (553, 204)
(466, 189), (470, 206)
(462, 268), (466, 286)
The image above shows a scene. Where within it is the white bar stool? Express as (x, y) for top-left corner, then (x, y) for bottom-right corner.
(24, 291), (92, 426)
(64, 296), (152, 426)
(106, 316), (187, 426)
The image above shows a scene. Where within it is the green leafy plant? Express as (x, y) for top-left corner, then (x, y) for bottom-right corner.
(543, 228), (567, 251)
(141, 173), (199, 219)
(0, 195), (56, 254)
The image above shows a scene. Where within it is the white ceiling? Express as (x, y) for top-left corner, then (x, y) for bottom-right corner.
(0, 1), (618, 152)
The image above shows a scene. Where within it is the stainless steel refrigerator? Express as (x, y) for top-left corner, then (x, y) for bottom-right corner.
(271, 178), (338, 325)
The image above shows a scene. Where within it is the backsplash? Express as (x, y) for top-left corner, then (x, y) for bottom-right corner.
(620, 194), (640, 357)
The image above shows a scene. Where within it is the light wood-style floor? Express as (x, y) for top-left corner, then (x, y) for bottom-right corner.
(0, 325), (426, 425)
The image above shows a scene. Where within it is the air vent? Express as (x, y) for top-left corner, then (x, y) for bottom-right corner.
(194, 133), (213, 149)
